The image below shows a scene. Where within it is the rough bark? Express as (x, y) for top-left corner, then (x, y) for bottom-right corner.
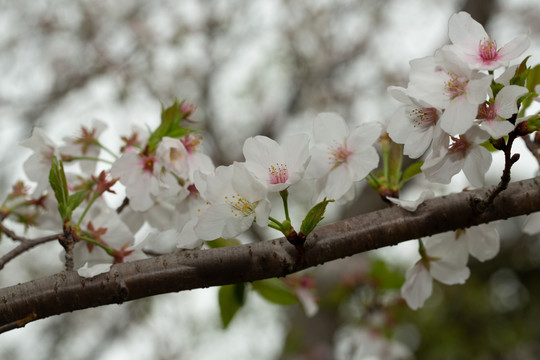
(1, 176), (540, 331)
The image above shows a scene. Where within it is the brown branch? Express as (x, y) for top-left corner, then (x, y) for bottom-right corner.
(1, 177), (540, 331)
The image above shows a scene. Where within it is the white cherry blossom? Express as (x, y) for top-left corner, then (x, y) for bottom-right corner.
(387, 86), (442, 158)
(477, 85), (528, 138)
(408, 49), (492, 135)
(19, 127), (59, 193)
(305, 113), (380, 202)
(194, 162), (271, 240)
(110, 150), (161, 212)
(422, 125), (492, 187)
(243, 134), (310, 192)
(446, 11), (530, 71)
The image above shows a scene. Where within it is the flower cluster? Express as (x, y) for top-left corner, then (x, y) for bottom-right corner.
(13, 100), (381, 280)
(387, 11), (530, 187)
(388, 12), (540, 310)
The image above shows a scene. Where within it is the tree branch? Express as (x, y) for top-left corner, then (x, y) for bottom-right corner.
(1, 177), (540, 331)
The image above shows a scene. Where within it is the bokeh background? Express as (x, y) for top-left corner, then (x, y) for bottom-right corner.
(1, 0), (540, 359)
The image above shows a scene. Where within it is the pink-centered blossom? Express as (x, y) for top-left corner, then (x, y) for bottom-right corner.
(476, 85), (528, 138)
(243, 134), (310, 192)
(408, 49), (492, 135)
(110, 150), (161, 212)
(422, 125), (491, 187)
(387, 86), (442, 158)
(156, 136), (214, 182)
(306, 113), (380, 202)
(446, 12), (530, 71)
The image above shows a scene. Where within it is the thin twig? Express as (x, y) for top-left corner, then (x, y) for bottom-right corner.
(0, 222), (31, 242)
(0, 233), (61, 270)
(476, 132), (520, 212)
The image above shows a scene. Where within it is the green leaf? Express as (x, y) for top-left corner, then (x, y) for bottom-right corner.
(401, 161), (423, 185)
(146, 100), (192, 152)
(526, 64), (540, 92)
(218, 283), (246, 328)
(481, 138), (502, 152)
(369, 259), (405, 290)
(67, 190), (90, 213)
(510, 56), (530, 86)
(300, 198), (334, 236)
(252, 278), (298, 305)
(48, 156), (70, 219)
(206, 238), (241, 248)
(490, 80), (504, 98)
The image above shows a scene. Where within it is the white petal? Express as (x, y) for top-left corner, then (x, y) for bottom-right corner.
(497, 35), (530, 61)
(313, 113), (349, 144)
(448, 12), (488, 53)
(463, 146), (492, 188)
(494, 85), (528, 118)
(77, 262), (112, 278)
(430, 260), (470, 285)
(523, 212), (540, 235)
(440, 97), (477, 135)
(465, 223), (500, 261)
(401, 262), (433, 310)
(386, 190), (434, 212)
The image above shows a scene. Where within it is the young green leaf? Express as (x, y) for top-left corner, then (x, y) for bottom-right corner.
(48, 156), (70, 219)
(252, 278), (298, 305)
(218, 283), (246, 328)
(67, 190), (90, 214)
(401, 161), (423, 185)
(206, 238), (242, 248)
(300, 198), (334, 237)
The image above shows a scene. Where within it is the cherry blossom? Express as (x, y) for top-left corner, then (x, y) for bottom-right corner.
(402, 236), (471, 310)
(387, 86), (442, 158)
(59, 119), (108, 174)
(305, 113), (380, 202)
(243, 134), (310, 192)
(477, 85), (528, 138)
(110, 150), (161, 212)
(421, 125), (492, 187)
(156, 135), (214, 182)
(19, 127), (59, 193)
(408, 49), (492, 135)
(193, 162), (271, 240)
(446, 11), (530, 71)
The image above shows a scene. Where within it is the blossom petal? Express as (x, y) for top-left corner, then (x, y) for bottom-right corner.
(401, 262), (433, 310)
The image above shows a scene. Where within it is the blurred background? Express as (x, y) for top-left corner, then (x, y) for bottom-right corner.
(1, 0), (540, 359)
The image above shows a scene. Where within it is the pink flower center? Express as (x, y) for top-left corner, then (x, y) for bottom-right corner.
(141, 156), (156, 174)
(268, 163), (289, 184)
(445, 72), (468, 99)
(328, 143), (352, 165)
(477, 101), (498, 122)
(449, 136), (471, 157)
(408, 107), (439, 129)
(181, 134), (202, 154)
(478, 38), (498, 62)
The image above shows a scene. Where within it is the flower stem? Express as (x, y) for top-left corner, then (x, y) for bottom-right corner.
(279, 189), (291, 222)
(97, 141), (119, 160)
(76, 193), (100, 227)
(64, 156), (114, 165)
